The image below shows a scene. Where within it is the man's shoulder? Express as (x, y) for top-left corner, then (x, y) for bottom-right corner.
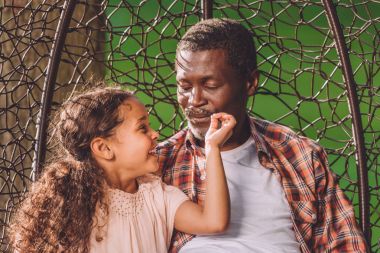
(252, 117), (299, 143)
(251, 117), (322, 152)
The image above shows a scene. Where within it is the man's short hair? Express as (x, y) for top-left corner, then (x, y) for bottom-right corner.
(177, 18), (257, 77)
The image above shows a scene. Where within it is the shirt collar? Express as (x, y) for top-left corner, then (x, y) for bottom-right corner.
(184, 127), (202, 153)
(248, 117), (272, 159)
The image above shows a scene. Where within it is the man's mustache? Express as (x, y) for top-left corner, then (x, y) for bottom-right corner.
(184, 107), (212, 117)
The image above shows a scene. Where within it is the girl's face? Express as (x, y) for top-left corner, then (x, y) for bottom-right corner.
(108, 97), (159, 177)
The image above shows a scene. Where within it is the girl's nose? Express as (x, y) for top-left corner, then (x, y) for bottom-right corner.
(151, 130), (159, 140)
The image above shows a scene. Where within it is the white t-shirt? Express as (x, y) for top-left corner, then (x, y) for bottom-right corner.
(180, 137), (300, 253)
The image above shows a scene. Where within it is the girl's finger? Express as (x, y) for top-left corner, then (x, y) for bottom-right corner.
(220, 115), (236, 128)
(209, 114), (219, 130)
(209, 113), (236, 131)
(212, 113), (234, 124)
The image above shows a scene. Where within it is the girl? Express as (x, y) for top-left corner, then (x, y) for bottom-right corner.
(9, 86), (236, 253)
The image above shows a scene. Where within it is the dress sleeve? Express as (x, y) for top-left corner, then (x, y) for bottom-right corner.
(162, 182), (189, 245)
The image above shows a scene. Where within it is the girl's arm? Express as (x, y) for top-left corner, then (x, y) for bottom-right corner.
(173, 113), (236, 235)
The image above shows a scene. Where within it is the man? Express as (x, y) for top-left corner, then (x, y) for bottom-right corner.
(157, 18), (368, 253)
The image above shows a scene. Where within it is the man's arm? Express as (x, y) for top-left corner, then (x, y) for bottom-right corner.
(312, 144), (369, 252)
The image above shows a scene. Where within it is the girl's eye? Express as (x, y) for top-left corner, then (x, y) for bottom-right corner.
(139, 125), (148, 133)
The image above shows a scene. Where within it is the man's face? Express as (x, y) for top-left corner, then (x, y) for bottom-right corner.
(176, 49), (252, 141)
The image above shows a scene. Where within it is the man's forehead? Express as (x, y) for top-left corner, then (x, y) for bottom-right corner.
(176, 49), (227, 63)
(175, 49), (228, 77)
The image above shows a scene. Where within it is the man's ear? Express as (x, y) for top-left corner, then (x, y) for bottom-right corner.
(246, 69), (259, 96)
(90, 137), (114, 160)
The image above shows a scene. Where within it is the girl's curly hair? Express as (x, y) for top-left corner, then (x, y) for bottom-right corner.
(9, 86), (133, 252)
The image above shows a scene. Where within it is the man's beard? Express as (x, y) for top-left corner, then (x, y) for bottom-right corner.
(188, 121), (208, 141)
(184, 107), (212, 141)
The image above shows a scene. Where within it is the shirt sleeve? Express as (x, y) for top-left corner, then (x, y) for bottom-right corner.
(312, 144), (369, 252)
(162, 182), (189, 246)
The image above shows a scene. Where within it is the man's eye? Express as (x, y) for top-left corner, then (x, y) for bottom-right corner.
(205, 83), (220, 89)
(177, 83), (192, 91)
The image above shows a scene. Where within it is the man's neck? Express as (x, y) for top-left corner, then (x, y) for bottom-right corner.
(221, 119), (251, 151)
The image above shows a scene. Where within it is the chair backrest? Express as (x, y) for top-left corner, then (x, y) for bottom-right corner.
(0, 0), (378, 251)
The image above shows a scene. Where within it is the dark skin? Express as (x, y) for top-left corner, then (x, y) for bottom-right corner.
(176, 49), (259, 151)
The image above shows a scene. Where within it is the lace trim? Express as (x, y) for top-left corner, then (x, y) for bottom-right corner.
(108, 188), (144, 216)
(108, 174), (161, 216)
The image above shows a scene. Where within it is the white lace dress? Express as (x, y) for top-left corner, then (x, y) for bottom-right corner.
(89, 174), (188, 253)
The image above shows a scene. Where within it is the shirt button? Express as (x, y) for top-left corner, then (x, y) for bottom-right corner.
(173, 241), (178, 246)
(311, 214), (317, 222)
(200, 174), (206, 180)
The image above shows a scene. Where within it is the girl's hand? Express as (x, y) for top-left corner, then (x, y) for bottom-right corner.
(205, 113), (236, 152)
(174, 112), (234, 235)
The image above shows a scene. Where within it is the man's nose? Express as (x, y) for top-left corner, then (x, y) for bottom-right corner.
(189, 87), (206, 107)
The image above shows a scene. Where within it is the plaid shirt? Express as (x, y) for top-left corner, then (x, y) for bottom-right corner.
(157, 117), (368, 253)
